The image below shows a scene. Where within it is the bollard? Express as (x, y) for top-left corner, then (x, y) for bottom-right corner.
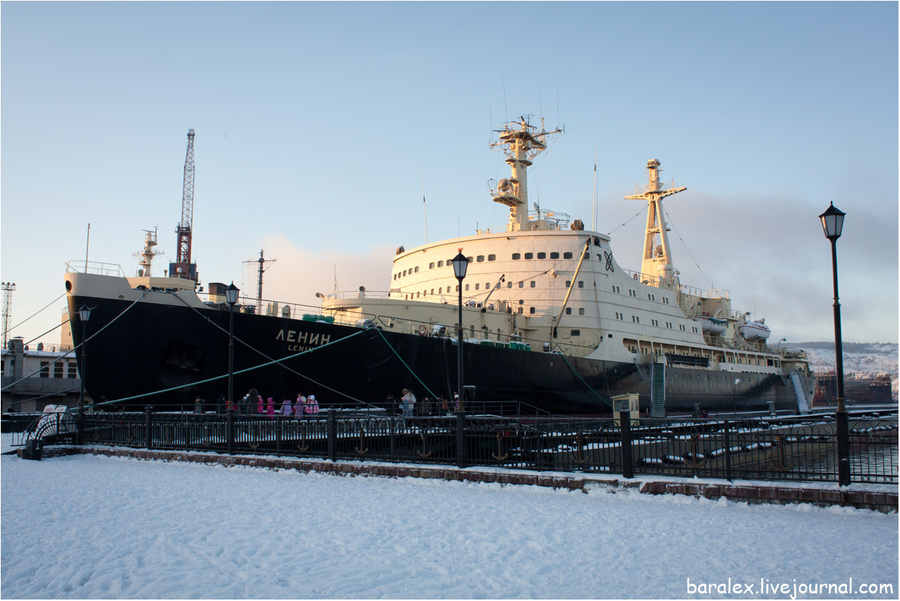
(620, 411), (633, 479)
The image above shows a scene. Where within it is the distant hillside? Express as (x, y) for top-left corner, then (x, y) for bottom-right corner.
(792, 342), (898, 397)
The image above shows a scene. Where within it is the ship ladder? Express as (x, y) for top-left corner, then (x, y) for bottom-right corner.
(789, 373), (811, 414)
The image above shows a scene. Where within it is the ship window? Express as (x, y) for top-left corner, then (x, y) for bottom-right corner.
(537, 252), (546, 259)
(517, 307), (523, 314)
(488, 254), (496, 261)
(530, 281), (536, 288)
(68, 362), (77, 378)
(593, 237), (600, 246)
(40, 362), (50, 378)
(507, 281), (513, 288)
(402, 270), (407, 277)
(438, 261), (444, 267)
(465, 284), (470, 291)
(578, 281), (584, 288)
(571, 329), (581, 336)
(512, 253), (521, 260)
(550, 251), (559, 259)
(477, 255), (485, 262)
(455, 285), (459, 292)
(564, 252), (573, 259)
(429, 262), (435, 269)
(579, 308), (585, 315)
(518, 281), (524, 288)
(415, 266), (419, 273)
(439, 287), (442, 294)
(524, 252), (533, 259)
(529, 307), (536, 314)
(475, 283), (480, 290)
(54, 362), (63, 378)
(565, 308), (572, 315)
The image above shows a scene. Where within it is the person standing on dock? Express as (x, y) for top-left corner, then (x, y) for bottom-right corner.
(305, 395), (319, 415)
(294, 395), (306, 418)
(281, 397), (293, 417)
(266, 397), (275, 419)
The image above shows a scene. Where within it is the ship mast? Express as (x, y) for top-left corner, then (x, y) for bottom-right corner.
(135, 228), (162, 277)
(625, 159), (686, 287)
(490, 117), (563, 232)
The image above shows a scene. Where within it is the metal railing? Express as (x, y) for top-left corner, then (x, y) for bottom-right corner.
(58, 409), (898, 484)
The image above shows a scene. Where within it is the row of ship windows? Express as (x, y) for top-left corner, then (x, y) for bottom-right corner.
(611, 285), (669, 304)
(614, 313), (699, 333)
(401, 279), (589, 298)
(1, 359), (79, 379)
(394, 250), (609, 279)
(626, 347), (775, 367)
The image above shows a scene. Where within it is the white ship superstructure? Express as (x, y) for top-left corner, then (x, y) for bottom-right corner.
(322, 119), (810, 386)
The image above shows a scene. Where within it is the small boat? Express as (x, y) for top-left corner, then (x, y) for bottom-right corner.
(696, 313), (727, 335)
(738, 314), (771, 341)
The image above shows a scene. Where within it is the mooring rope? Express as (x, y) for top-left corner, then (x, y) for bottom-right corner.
(557, 352), (613, 408)
(165, 292), (377, 407)
(1, 289), (151, 399)
(373, 327), (440, 400)
(98, 327), (370, 407)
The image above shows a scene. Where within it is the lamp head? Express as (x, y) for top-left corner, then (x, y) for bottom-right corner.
(225, 281), (240, 306)
(78, 305), (92, 322)
(451, 249), (468, 280)
(819, 202), (845, 241)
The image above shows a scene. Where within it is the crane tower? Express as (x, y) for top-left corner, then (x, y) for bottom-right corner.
(169, 129), (199, 281)
(1, 282), (15, 348)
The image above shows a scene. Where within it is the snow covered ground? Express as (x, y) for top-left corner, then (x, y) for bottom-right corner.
(1, 435), (897, 599)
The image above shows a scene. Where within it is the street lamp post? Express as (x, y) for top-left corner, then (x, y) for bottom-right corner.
(819, 201), (849, 485)
(451, 250), (468, 413)
(225, 282), (240, 411)
(78, 305), (92, 409)
(77, 305), (91, 444)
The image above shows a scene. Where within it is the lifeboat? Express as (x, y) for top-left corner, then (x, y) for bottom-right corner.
(696, 313), (727, 335)
(738, 315), (771, 341)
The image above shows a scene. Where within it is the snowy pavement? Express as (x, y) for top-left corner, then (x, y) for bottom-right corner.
(1, 436), (897, 599)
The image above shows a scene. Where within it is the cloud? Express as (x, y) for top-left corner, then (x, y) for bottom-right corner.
(244, 234), (395, 311)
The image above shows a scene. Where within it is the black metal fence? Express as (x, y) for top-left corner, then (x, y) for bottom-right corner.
(64, 408), (898, 485)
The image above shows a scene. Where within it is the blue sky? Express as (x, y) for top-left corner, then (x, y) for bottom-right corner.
(2, 1), (897, 347)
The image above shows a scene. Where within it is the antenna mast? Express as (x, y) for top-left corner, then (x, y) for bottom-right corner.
(1, 282), (15, 348)
(624, 159), (686, 287)
(170, 129), (198, 281)
(243, 250), (276, 314)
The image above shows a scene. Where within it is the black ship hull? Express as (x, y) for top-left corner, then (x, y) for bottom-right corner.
(68, 293), (805, 415)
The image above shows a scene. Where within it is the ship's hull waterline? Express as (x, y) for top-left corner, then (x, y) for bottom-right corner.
(67, 290), (810, 415)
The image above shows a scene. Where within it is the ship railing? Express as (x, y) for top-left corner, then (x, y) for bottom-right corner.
(65, 260), (126, 277)
(62, 408), (897, 485)
(622, 268), (731, 301)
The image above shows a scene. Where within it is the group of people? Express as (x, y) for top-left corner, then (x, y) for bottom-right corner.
(394, 389), (459, 418)
(215, 389), (320, 417)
